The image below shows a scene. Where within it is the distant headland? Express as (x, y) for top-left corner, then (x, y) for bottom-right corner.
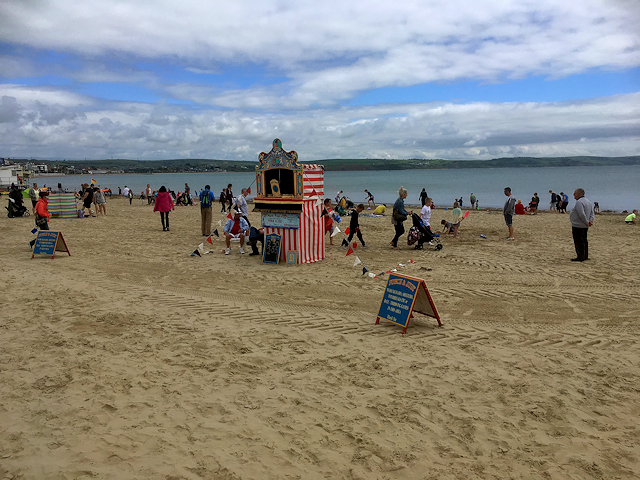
(31, 155), (640, 175)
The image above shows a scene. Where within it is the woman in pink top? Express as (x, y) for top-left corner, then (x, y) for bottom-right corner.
(153, 186), (175, 231)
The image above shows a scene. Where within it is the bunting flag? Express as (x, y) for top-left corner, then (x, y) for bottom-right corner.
(207, 236), (213, 244)
(190, 249), (201, 257)
(227, 211), (233, 219)
(31, 227), (38, 234)
(212, 229), (219, 237)
(368, 272), (376, 278)
(246, 187), (251, 194)
(91, 178), (98, 185)
(345, 245), (355, 256)
(331, 226), (341, 237)
(344, 226), (350, 235)
(198, 243), (204, 251)
(362, 266), (369, 275)
(353, 256), (362, 267)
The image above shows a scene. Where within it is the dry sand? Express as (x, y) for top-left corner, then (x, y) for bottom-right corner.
(1, 196), (639, 479)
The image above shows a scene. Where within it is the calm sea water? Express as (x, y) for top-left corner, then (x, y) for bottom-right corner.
(35, 164), (639, 212)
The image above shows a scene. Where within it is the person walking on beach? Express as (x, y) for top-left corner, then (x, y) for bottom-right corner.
(29, 191), (50, 249)
(419, 188), (428, 207)
(94, 186), (107, 216)
(153, 186), (174, 231)
(549, 190), (558, 211)
(146, 184), (153, 205)
(224, 184), (233, 212)
(82, 184), (94, 217)
(321, 198), (335, 245)
(390, 187), (410, 249)
(469, 193), (476, 210)
(503, 187), (516, 241)
(343, 204), (367, 249)
(335, 190), (343, 204)
(570, 188), (594, 262)
(184, 183), (191, 205)
(199, 184), (215, 236)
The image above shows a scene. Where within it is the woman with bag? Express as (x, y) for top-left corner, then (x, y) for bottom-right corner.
(390, 186), (411, 249)
(30, 191), (50, 249)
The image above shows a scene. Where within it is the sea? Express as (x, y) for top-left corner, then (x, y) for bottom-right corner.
(34, 164), (639, 213)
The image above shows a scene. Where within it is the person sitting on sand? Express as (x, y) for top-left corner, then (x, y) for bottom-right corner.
(625, 209), (638, 224)
(441, 219), (454, 234)
(515, 199), (527, 215)
(373, 204), (386, 215)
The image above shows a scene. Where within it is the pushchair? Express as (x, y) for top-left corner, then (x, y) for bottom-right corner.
(407, 213), (442, 250)
(6, 198), (30, 218)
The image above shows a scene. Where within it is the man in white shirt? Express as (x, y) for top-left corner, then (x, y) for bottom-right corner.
(235, 188), (250, 226)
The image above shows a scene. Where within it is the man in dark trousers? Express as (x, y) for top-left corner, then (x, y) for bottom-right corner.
(342, 204), (367, 249)
(569, 188), (594, 262)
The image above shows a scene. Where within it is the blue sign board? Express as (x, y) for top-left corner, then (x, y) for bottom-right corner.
(32, 231), (70, 259)
(376, 273), (441, 333)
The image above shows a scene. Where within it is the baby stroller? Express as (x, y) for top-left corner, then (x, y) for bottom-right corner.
(6, 198), (30, 218)
(407, 213), (442, 250)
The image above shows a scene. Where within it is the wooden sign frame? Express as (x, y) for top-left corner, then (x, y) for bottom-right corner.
(376, 273), (441, 334)
(31, 231), (71, 259)
(263, 233), (282, 264)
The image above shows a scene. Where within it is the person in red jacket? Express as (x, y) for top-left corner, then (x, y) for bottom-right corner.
(153, 186), (175, 231)
(515, 199), (527, 215)
(30, 191), (50, 248)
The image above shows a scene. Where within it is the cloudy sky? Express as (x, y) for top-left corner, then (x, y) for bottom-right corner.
(1, 0), (639, 161)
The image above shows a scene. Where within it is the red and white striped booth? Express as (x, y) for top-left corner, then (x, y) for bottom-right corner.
(254, 140), (325, 264)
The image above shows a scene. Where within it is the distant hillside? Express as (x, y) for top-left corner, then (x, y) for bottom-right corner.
(42, 156), (640, 173)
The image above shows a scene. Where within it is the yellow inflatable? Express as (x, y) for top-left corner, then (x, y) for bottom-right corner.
(374, 205), (386, 215)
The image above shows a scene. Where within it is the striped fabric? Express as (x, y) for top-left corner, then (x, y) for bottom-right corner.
(302, 165), (324, 199)
(264, 198), (324, 264)
(49, 193), (78, 219)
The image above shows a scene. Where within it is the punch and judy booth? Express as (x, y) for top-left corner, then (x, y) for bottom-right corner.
(254, 139), (325, 264)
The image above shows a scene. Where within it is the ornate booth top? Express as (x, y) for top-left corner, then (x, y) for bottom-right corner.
(257, 139), (299, 171)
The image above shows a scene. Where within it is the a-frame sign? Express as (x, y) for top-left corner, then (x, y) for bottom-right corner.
(31, 231), (70, 259)
(376, 273), (441, 334)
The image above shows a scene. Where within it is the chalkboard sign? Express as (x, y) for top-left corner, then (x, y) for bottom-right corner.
(376, 273), (441, 333)
(263, 233), (281, 264)
(32, 231), (70, 259)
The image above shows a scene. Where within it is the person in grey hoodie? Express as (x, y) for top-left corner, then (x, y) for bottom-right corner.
(503, 187), (516, 240)
(569, 188), (594, 262)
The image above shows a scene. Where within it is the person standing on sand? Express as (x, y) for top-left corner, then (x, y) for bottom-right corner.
(199, 185), (215, 236)
(146, 184), (153, 205)
(153, 186), (174, 231)
(549, 190), (558, 211)
(570, 188), (594, 262)
(28, 183), (39, 213)
(390, 187), (410, 249)
(503, 187), (516, 241)
(469, 193), (476, 210)
(225, 184), (233, 212)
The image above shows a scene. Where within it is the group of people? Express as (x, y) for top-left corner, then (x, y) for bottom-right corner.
(503, 186), (595, 261)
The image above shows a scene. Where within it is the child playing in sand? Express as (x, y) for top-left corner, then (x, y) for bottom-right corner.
(625, 209), (637, 224)
(321, 198), (335, 245)
(342, 204), (367, 248)
(441, 219), (454, 234)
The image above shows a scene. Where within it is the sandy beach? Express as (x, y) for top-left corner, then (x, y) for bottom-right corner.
(1, 196), (638, 479)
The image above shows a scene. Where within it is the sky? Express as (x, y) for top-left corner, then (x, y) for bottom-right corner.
(0, 0), (639, 162)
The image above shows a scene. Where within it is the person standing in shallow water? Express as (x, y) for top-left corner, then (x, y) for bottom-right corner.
(419, 188), (428, 207)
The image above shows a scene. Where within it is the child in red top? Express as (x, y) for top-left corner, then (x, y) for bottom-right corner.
(321, 198), (335, 245)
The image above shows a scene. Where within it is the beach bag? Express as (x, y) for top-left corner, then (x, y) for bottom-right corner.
(407, 226), (420, 245)
(393, 209), (407, 223)
(35, 214), (47, 228)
